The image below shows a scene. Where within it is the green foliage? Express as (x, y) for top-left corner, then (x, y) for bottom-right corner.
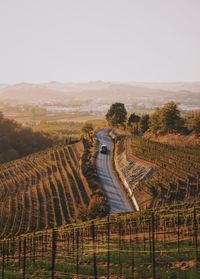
(192, 113), (200, 134)
(185, 111), (200, 134)
(150, 102), (184, 134)
(140, 114), (150, 133)
(128, 113), (140, 126)
(0, 112), (54, 163)
(127, 113), (141, 134)
(106, 103), (127, 127)
(88, 194), (109, 219)
(150, 107), (162, 133)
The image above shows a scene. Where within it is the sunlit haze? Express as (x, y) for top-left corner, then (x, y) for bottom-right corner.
(0, 0), (200, 83)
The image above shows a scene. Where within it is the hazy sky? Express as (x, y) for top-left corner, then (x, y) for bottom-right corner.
(0, 0), (200, 83)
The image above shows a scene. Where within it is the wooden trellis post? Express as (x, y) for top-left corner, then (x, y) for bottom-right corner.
(149, 218), (152, 262)
(118, 222), (122, 277)
(92, 222), (98, 279)
(177, 212), (180, 253)
(11, 238), (15, 260)
(76, 229), (80, 277)
(6, 240), (9, 265)
(2, 242), (5, 279)
(23, 238), (27, 279)
(151, 212), (156, 279)
(193, 207), (198, 262)
(72, 229), (75, 257)
(130, 224), (135, 279)
(51, 229), (57, 279)
(107, 216), (110, 279)
(32, 234), (36, 264)
(18, 238), (21, 269)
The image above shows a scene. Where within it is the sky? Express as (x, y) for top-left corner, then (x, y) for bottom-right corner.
(0, 0), (200, 83)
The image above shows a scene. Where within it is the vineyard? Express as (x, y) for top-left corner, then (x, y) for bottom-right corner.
(0, 141), (102, 238)
(0, 133), (200, 277)
(116, 136), (200, 210)
(0, 202), (199, 278)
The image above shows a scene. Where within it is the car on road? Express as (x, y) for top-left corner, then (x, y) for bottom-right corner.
(100, 144), (108, 154)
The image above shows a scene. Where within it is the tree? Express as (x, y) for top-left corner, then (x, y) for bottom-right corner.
(149, 108), (162, 134)
(106, 103), (127, 127)
(140, 114), (150, 133)
(88, 194), (109, 219)
(160, 102), (183, 132)
(128, 113), (140, 126)
(150, 102), (184, 134)
(189, 111), (200, 134)
(128, 113), (141, 134)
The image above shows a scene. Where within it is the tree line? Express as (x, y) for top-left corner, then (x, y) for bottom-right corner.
(106, 102), (200, 135)
(0, 112), (55, 163)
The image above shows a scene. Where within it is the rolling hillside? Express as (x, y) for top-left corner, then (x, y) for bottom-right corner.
(0, 141), (101, 238)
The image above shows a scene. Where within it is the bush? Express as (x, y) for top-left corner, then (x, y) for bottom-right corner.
(88, 195), (109, 219)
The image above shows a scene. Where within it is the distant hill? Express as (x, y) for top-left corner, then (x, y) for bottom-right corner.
(130, 81), (200, 93)
(0, 81), (199, 108)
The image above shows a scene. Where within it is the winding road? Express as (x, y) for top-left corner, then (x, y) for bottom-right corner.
(96, 130), (133, 213)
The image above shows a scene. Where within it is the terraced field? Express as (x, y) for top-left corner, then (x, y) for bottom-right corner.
(0, 142), (93, 238)
(122, 137), (200, 209)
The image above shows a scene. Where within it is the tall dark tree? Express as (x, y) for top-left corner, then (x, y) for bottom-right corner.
(128, 113), (140, 126)
(140, 114), (150, 133)
(106, 103), (127, 127)
(160, 102), (183, 132)
(128, 113), (141, 134)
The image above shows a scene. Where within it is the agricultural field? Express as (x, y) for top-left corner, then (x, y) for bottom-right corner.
(32, 119), (107, 141)
(0, 141), (105, 238)
(116, 137), (200, 210)
(0, 202), (199, 278)
(0, 101), (200, 278)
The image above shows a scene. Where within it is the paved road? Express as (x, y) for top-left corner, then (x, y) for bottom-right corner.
(96, 130), (133, 213)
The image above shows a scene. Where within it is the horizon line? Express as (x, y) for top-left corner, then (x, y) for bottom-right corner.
(1, 80), (200, 85)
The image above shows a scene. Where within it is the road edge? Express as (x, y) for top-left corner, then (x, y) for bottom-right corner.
(108, 132), (140, 212)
